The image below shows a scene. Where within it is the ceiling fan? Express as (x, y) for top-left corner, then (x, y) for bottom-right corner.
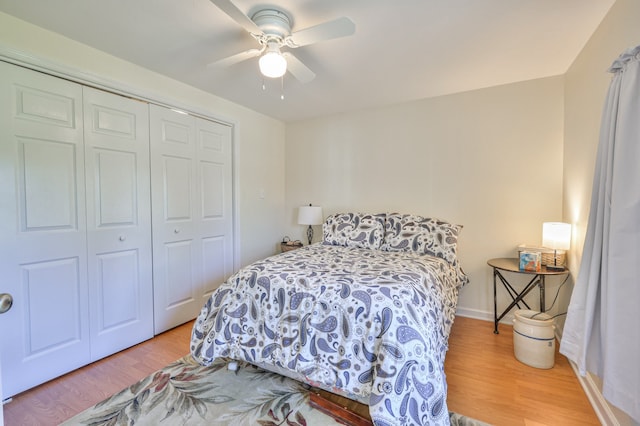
(208, 0), (356, 83)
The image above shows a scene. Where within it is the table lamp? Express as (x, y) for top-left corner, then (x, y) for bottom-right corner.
(542, 222), (571, 270)
(298, 204), (323, 245)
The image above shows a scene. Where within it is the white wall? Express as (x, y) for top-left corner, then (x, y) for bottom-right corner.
(285, 76), (565, 319)
(0, 12), (286, 268)
(563, 0), (640, 424)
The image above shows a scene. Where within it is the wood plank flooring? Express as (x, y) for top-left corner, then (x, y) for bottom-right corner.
(445, 316), (599, 426)
(3, 323), (191, 426)
(3, 316), (599, 426)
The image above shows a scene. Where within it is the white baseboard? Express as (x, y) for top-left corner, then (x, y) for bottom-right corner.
(567, 362), (621, 426)
(455, 307), (515, 326)
(455, 307), (492, 321)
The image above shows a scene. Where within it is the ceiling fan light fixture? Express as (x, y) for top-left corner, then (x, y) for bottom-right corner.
(259, 47), (287, 78)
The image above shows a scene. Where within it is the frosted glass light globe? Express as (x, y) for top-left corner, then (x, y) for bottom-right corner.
(259, 51), (287, 78)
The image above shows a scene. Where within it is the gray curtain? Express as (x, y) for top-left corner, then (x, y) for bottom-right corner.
(560, 45), (640, 423)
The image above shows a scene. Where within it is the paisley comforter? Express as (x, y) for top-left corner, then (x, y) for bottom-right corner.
(190, 243), (465, 426)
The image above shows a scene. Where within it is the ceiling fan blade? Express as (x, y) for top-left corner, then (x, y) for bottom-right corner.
(287, 17), (355, 48)
(209, 0), (262, 35)
(282, 52), (316, 83)
(207, 48), (262, 68)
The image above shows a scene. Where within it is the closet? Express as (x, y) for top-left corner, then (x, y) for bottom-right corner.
(0, 61), (233, 397)
(83, 87), (154, 360)
(150, 105), (233, 334)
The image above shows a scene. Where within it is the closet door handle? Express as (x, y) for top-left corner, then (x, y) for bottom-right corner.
(0, 293), (13, 314)
(174, 228), (180, 234)
(119, 235), (126, 241)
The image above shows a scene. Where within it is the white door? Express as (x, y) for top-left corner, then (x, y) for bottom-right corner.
(83, 87), (154, 360)
(150, 105), (233, 333)
(1, 292), (12, 425)
(195, 116), (234, 304)
(0, 350), (3, 426)
(0, 62), (91, 397)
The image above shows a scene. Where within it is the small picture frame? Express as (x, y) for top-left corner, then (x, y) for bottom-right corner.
(519, 251), (541, 272)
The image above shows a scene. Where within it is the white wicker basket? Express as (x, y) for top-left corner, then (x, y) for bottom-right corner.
(517, 244), (565, 267)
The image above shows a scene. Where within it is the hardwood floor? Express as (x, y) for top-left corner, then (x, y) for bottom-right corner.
(3, 316), (599, 426)
(3, 323), (193, 426)
(445, 316), (599, 426)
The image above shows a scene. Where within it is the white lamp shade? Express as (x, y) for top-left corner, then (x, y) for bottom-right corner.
(542, 222), (571, 250)
(297, 205), (323, 226)
(259, 51), (287, 78)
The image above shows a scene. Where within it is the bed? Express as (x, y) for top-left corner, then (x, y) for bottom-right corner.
(190, 213), (468, 426)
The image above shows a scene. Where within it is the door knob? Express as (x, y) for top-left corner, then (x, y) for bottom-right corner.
(0, 293), (13, 314)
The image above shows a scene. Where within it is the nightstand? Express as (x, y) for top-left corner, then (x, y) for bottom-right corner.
(281, 241), (303, 252)
(487, 257), (569, 334)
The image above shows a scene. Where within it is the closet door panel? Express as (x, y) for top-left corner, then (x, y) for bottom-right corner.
(0, 62), (90, 398)
(164, 240), (196, 307)
(196, 119), (233, 301)
(163, 155), (195, 225)
(150, 106), (234, 333)
(20, 138), (78, 232)
(22, 258), (84, 353)
(95, 250), (140, 328)
(83, 87), (153, 360)
(202, 236), (226, 295)
(150, 105), (200, 333)
(95, 150), (136, 225)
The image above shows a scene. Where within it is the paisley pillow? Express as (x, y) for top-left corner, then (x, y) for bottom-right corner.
(322, 213), (386, 250)
(381, 214), (465, 277)
(381, 213), (468, 286)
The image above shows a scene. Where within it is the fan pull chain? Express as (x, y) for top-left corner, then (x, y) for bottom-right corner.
(280, 76), (285, 100)
(262, 77), (266, 91)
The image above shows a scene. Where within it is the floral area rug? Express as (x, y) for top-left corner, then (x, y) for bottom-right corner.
(62, 355), (490, 426)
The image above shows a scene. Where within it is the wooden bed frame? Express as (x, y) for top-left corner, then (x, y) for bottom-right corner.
(309, 388), (373, 426)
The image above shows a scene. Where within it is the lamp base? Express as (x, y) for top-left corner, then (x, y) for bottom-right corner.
(306, 225), (313, 245)
(545, 264), (566, 271)
(545, 248), (566, 271)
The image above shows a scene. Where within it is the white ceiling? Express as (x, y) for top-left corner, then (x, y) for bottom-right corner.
(0, 0), (615, 122)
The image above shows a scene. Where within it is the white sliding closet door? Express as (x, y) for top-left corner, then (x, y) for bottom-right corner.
(195, 116), (234, 304)
(150, 105), (233, 334)
(83, 87), (153, 360)
(0, 62), (90, 397)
